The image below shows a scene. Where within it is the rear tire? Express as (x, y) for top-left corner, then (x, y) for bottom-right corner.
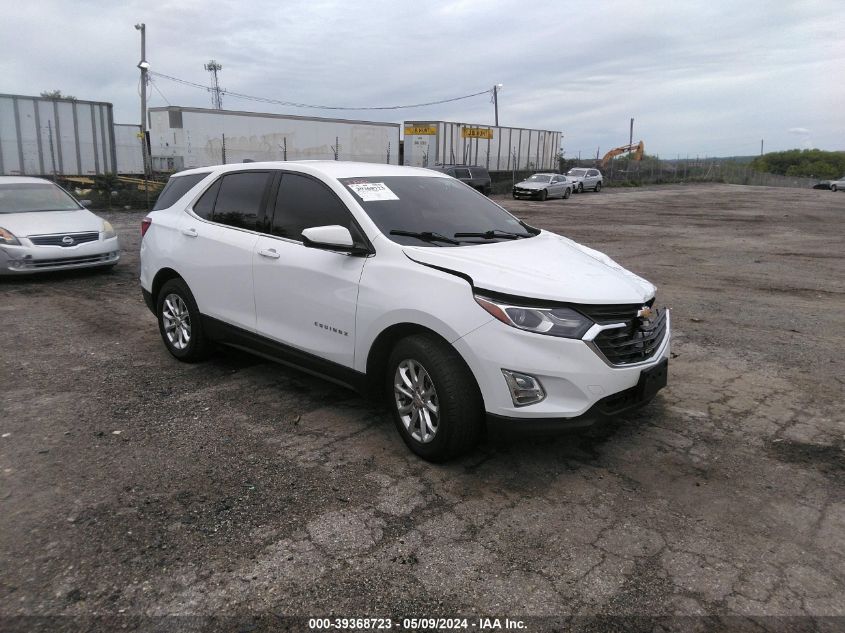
(563, 187), (571, 199)
(386, 334), (482, 461)
(156, 278), (209, 362)
(595, 181), (602, 192)
(539, 189), (548, 201)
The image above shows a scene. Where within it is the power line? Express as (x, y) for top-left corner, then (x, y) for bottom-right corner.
(149, 77), (171, 106)
(149, 70), (493, 111)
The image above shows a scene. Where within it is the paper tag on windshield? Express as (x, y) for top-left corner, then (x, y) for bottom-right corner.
(347, 182), (399, 201)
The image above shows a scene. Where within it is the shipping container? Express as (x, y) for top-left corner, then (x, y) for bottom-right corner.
(402, 121), (561, 172)
(113, 123), (145, 175)
(0, 93), (117, 176)
(148, 106), (400, 171)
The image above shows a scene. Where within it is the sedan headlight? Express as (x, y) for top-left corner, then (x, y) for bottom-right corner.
(0, 227), (21, 245)
(474, 294), (593, 338)
(101, 221), (116, 239)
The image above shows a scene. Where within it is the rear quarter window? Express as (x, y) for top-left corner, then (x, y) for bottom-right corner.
(153, 173), (210, 210)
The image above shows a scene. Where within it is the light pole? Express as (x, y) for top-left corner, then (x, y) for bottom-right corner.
(135, 23), (150, 209)
(493, 83), (503, 126)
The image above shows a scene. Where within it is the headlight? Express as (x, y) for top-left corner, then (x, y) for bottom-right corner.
(101, 221), (116, 239)
(0, 227), (21, 245)
(474, 294), (593, 339)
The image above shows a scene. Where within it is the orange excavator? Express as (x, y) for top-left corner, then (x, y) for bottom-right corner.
(600, 140), (644, 167)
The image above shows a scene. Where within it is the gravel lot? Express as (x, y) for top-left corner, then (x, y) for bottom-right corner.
(1, 184), (844, 631)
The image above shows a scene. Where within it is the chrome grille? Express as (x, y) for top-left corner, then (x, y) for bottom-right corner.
(29, 232), (100, 247)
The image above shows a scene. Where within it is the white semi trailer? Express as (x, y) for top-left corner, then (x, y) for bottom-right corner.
(0, 93), (118, 176)
(403, 121), (561, 172)
(149, 106), (401, 171)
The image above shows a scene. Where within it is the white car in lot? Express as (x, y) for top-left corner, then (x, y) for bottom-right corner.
(140, 162), (669, 461)
(830, 176), (845, 192)
(566, 168), (603, 193)
(0, 177), (119, 275)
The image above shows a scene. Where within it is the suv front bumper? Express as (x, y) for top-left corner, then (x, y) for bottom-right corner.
(453, 310), (671, 423)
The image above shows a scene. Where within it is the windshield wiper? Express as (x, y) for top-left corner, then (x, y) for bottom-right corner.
(453, 229), (533, 240)
(389, 230), (462, 245)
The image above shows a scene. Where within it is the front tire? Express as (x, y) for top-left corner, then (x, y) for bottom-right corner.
(156, 278), (209, 362)
(387, 334), (482, 461)
(833, 184), (838, 192)
(577, 182), (584, 193)
(539, 189), (548, 201)
(595, 181), (602, 192)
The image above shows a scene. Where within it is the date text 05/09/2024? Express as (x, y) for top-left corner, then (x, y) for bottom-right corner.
(308, 617), (527, 630)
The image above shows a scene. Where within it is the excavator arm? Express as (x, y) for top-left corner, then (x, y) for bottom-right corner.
(600, 141), (644, 167)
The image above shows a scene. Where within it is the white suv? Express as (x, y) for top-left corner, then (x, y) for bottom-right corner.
(565, 168), (603, 193)
(140, 162), (669, 461)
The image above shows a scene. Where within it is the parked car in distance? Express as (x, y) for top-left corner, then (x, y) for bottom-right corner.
(812, 180), (831, 190)
(566, 168), (603, 193)
(427, 165), (492, 195)
(829, 176), (845, 192)
(512, 173), (573, 201)
(140, 161), (670, 461)
(0, 176), (120, 275)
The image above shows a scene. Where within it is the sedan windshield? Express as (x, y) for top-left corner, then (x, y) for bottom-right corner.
(0, 183), (81, 213)
(340, 176), (534, 247)
(526, 174), (552, 182)
(567, 169), (587, 177)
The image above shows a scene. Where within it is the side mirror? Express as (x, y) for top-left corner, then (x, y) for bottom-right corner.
(79, 199), (92, 207)
(302, 225), (369, 255)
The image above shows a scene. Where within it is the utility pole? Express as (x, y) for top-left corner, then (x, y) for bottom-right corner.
(492, 84), (502, 126)
(204, 60), (224, 109)
(629, 118), (634, 146)
(760, 139), (764, 156)
(134, 23), (150, 210)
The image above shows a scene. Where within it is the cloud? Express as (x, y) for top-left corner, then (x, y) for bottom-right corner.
(0, 0), (843, 157)
(788, 128), (810, 135)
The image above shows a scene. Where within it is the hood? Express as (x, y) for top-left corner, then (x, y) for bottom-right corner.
(514, 180), (549, 190)
(0, 209), (104, 237)
(403, 231), (655, 304)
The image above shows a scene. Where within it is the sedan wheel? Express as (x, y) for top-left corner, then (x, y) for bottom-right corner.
(563, 187), (571, 199)
(539, 189), (548, 201)
(833, 184), (838, 192)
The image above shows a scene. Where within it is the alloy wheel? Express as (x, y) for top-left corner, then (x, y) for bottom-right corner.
(393, 359), (440, 443)
(162, 293), (191, 350)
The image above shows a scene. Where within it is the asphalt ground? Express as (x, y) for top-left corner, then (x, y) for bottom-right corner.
(1, 183), (844, 632)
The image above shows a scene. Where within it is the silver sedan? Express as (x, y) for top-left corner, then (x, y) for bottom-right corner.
(512, 173), (573, 201)
(0, 177), (120, 275)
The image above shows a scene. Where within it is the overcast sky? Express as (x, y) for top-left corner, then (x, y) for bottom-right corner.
(1, 0), (842, 158)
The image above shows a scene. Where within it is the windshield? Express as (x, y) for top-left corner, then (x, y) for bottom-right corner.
(526, 174), (552, 183)
(566, 169), (587, 177)
(0, 183), (81, 213)
(340, 176), (534, 247)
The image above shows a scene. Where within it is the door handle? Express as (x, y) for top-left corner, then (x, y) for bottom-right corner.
(258, 248), (281, 259)
(181, 228), (198, 238)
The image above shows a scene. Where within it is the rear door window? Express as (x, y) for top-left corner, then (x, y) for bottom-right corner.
(194, 171), (271, 231)
(454, 168), (471, 179)
(153, 173), (209, 210)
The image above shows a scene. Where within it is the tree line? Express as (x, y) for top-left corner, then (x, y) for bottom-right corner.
(751, 149), (845, 180)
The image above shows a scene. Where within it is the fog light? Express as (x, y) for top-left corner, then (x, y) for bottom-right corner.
(502, 369), (546, 407)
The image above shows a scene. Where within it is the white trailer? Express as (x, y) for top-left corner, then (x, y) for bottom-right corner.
(113, 124), (145, 175)
(0, 93), (118, 176)
(403, 121), (561, 172)
(148, 106), (400, 171)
